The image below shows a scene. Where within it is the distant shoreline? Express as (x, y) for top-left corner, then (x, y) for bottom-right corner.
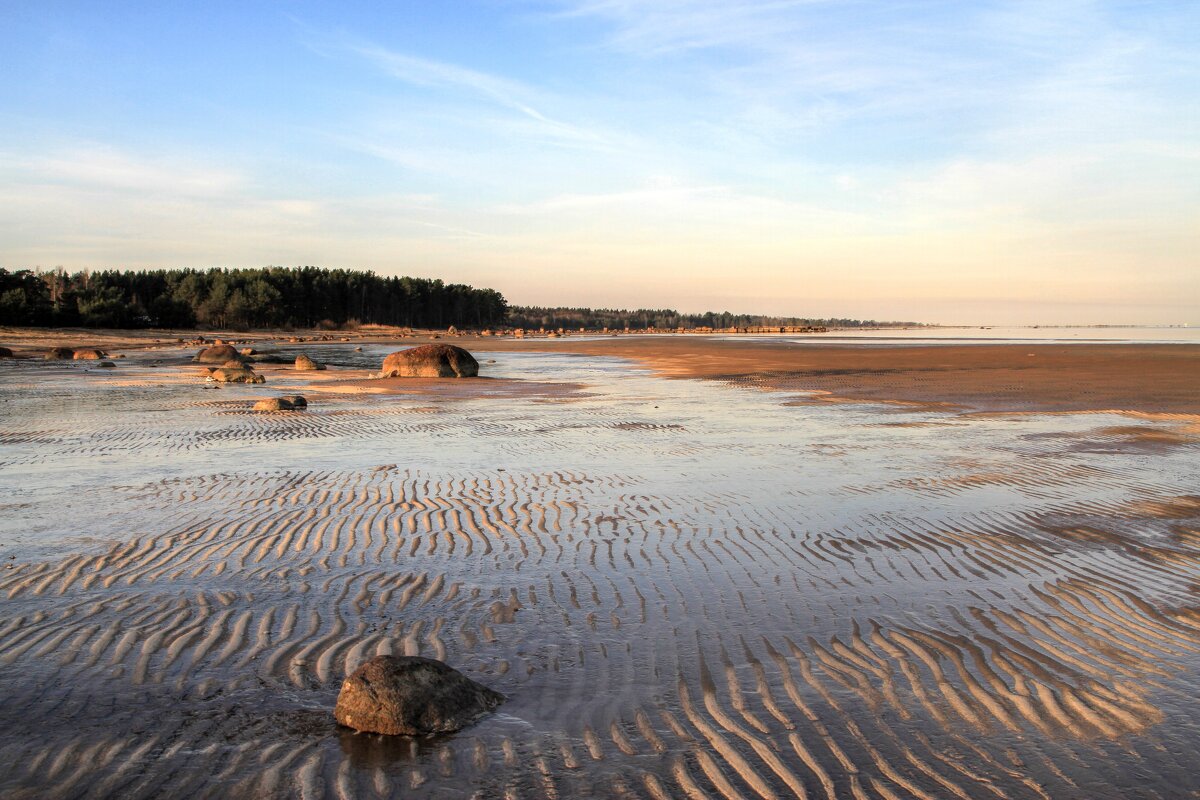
(3, 325), (1197, 416)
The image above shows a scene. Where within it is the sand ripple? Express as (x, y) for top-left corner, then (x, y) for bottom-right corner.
(1, 353), (1199, 798)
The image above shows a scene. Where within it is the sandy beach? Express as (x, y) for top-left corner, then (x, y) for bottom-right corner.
(1, 331), (1199, 798)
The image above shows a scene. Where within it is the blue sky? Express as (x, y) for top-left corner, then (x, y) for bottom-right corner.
(2, 1), (1197, 323)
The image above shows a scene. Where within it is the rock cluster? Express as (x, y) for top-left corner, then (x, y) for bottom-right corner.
(209, 367), (265, 384)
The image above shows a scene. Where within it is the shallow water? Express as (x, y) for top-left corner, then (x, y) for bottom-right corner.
(775, 325), (1200, 345)
(1, 347), (1198, 799)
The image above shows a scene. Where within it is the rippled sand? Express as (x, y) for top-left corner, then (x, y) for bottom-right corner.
(1, 342), (1199, 799)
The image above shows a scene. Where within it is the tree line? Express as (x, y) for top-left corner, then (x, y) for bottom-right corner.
(0, 267), (915, 331)
(0, 267), (509, 329)
(507, 306), (918, 330)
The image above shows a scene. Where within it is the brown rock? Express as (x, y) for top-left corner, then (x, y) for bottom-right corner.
(196, 344), (242, 364)
(280, 394), (308, 408)
(211, 367), (265, 384)
(240, 347), (257, 356)
(295, 354), (326, 371)
(45, 347), (75, 360)
(73, 348), (106, 359)
(334, 655), (504, 736)
(380, 344), (479, 378)
(253, 397), (291, 411)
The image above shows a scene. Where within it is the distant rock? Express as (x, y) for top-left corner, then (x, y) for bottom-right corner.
(240, 347), (257, 356)
(252, 396), (305, 411)
(73, 348), (106, 360)
(0, 347), (13, 358)
(45, 347), (74, 360)
(97, 361), (116, 368)
(380, 344), (479, 378)
(252, 394), (307, 411)
(334, 655), (504, 736)
(295, 354), (326, 371)
(196, 344), (242, 364)
(211, 367), (265, 384)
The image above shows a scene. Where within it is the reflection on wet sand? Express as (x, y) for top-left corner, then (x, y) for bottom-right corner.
(0, 343), (1198, 799)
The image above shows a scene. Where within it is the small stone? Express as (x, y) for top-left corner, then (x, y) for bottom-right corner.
(211, 367), (265, 384)
(295, 354), (326, 371)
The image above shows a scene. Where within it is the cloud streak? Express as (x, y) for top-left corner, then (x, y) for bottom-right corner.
(301, 28), (630, 152)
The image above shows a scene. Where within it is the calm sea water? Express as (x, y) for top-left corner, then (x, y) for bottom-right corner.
(788, 325), (1200, 345)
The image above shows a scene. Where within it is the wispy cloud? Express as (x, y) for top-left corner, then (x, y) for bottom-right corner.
(0, 146), (243, 197)
(301, 28), (630, 152)
(548, 0), (831, 55)
(350, 44), (549, 122)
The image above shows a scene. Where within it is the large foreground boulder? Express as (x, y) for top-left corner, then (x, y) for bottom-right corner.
(196, 344), (243, 364)
(334, 655), (504, 736)
(380, 344), (478, 378)
(294, 354), (325, 371)
(45, 347), (74, 360)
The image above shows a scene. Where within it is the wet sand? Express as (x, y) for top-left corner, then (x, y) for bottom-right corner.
(1, 335), (1199, 799)
(472, 336), (1200, 414)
